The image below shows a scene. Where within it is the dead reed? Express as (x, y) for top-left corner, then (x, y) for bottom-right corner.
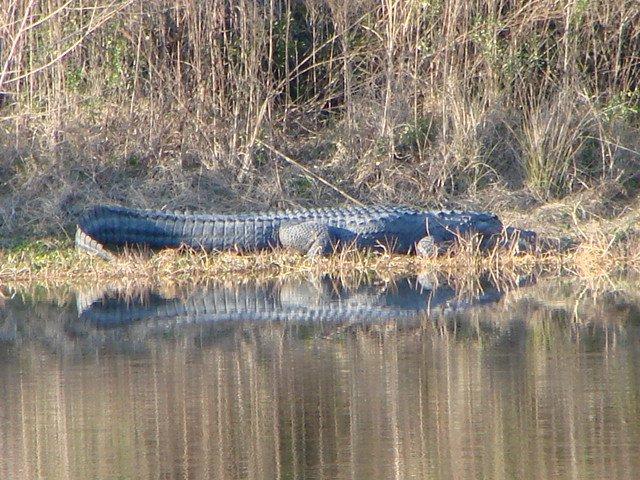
(0, 0), (639, 241)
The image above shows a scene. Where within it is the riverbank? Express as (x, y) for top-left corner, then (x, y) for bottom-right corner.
(4, 185), (640, 287)
(0, 221), (636, 288)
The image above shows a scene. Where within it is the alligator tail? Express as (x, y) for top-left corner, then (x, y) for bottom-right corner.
(76, 205), (194, 258)
(75, 224), (114, 260)
(76, 205), (273, 257)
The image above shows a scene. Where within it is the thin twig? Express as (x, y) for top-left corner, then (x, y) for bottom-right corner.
(256, 139), (364, 206)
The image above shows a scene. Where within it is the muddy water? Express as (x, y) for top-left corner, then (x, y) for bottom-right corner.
(1, 276), (639, 480)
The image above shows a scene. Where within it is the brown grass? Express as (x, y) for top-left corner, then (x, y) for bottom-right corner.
(0, 0), (639, 242)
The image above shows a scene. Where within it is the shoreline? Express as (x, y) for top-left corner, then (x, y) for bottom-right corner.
(1, 232), (634, 288)
(4, 193), (640, 289)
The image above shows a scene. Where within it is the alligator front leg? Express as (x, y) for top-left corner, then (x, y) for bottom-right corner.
(279, 221), (341, 257)
(415, 235), (453, 257)
(502, 227), (538, 252)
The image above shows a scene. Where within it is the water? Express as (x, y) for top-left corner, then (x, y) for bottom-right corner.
(1, 276), (639, 480)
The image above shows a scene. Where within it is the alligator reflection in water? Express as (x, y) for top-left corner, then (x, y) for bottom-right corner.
(74, 275), (516, 331)
(0, 275), (524, 354)
(4, 276), (640, 355)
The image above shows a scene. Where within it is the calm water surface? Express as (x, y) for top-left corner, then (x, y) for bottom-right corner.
(1, 276), (639, 480)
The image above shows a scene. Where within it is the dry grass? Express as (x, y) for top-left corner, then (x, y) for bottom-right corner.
(0, 238), (414, 284)
(0, 0), (639, 241)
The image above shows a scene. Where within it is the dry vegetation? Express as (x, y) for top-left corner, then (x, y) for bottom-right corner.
(1, 0), (640, 277)
(2, 224), (640, 286)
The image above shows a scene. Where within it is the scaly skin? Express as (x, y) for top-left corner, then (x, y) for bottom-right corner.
(75, 204), (528, 258)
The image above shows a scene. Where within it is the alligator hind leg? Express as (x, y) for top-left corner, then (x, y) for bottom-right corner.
(279, 221), (338, 257)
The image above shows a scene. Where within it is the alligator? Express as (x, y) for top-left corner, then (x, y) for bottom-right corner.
(76, 204), (538, 259)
